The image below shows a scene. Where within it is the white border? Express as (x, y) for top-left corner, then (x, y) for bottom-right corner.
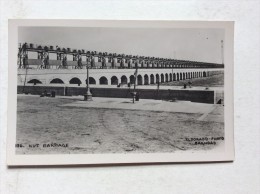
(7, 20), (234, 166)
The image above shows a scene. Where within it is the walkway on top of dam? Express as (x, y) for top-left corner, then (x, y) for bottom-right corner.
(55, 96), (223, 122)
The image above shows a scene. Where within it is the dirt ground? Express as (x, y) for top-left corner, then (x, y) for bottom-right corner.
(16, 96), (224, 154)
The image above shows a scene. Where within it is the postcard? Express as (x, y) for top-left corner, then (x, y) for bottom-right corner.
(7, 20), (234, 166)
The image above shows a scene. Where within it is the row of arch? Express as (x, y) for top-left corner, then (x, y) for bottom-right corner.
(27, 71), (208, 85)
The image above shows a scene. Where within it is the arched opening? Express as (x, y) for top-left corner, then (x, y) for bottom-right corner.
(203, 71), (206, 77)
(200, 72), (202, 77)
(177, 73), (179, 81)
(193, 72), (195, 78)
(137, 75), (143, 85)
(28, 79), (42, 85)
(144, 74), (149, 85)
(180, 73), (182, 80)
(121, 75), (127, 85)
(161, 73), (165, 83)
(186, 72), (188, 79)
(50, 78), (64, 84)
(130, 75), (135, 85)
(188, 72), (191, 79)
(99, 76), (108, 85)
(111, 76), (118, 85)
(69, 77), (82, 86)
(86, 77), (96, 85)
(183, 73), (185, 80)
(150, 74), (155, 84)
(173, 73), (176, 81)
(165, 73), (169, 82)
(169, 73), (172, 81)
(156, 74), (160, 83)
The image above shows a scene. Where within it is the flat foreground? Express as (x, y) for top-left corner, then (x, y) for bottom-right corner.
(16, 95), (224, 154)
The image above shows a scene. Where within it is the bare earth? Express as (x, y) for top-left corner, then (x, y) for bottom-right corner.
(16, 95), (224, 154)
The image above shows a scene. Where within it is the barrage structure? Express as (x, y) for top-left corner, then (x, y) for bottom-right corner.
(17, 43), (224, 86)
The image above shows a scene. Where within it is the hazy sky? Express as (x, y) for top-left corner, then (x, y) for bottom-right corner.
(19, 27), (224, 63)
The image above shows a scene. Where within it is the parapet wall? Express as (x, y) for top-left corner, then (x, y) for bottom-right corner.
(18, 86), (216, 104)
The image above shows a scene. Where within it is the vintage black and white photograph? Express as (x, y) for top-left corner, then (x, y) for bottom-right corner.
(7, 20), (234, 165)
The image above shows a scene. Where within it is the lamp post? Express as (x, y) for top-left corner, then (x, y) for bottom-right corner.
(221, 40), (224, 65)
(131, 64), (138, 103)
(84, 57), (93, 101)
(21, 43), (28, 93)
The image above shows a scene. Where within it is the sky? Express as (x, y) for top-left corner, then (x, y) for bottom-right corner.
(18, 27), (225, 64)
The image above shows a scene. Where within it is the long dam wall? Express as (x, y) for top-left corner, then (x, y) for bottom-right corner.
(18, 85), (218, 104)
(18, 68), (224, 86)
